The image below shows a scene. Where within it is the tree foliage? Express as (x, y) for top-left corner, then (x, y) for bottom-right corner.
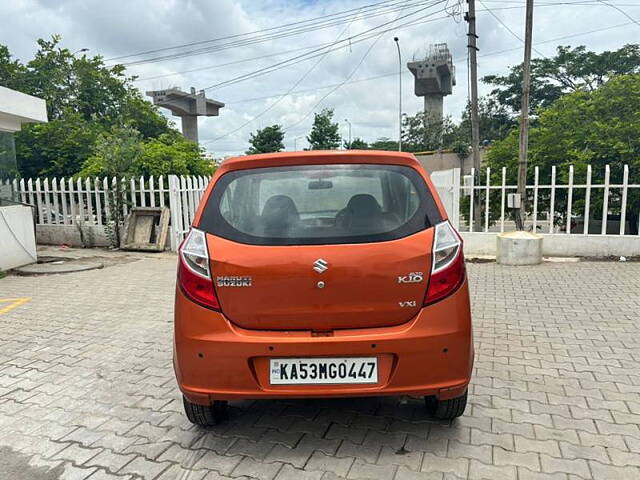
(344, 137), (369, 149)
(0, 35), (203, 178)
(369, 138), (399, 151)
(486, 74), (640, 232)
(246, 125), (285, 154)
(307, 108), (341, 150)
(81, 130), (212, 177)
(483, 44), (640, 114)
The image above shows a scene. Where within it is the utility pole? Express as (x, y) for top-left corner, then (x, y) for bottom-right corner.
(393, 37), (402, 152)
(465, 0), (481, 231)
(517, 0), (534, 230)
(344, 119), (352, 148)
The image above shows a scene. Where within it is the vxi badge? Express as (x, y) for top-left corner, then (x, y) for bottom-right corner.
(398, 272), (423, 284)
(216, 276), (252, 287)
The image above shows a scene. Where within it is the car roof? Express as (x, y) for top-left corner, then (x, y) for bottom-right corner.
(219, 150), (422, 171)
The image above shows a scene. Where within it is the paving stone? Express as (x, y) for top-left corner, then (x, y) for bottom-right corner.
(275, 464), (324, 480)
(117, 456), (172, 478)
(3, 255), (640, 480)
(394, 466), (444, 480)
(420, 453), (468, 478)
(347, 459), (397, 479)
(264, 444), (314, 468)
(232, 456), (283, 480)
(336, 441), (381, 463)
(306, 451), (354, 477)
(377, 446), (423, 470)
(192, 451), (243, 475)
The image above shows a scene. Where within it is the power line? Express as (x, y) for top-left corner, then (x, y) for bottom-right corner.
(478, 0), (549, 58)
(112, 0), (437, 66)
(594, 0), (640, 27)
(131, 0), (621, 82)
(204, 19), (634, 144)
(206, 3), (367, 143)
(219, 18), (633, 106)
(133, 43), (335, 82)
(280, 1), (416, 134)
(107, 0), (421, 62)
(201, 1), (448, 92)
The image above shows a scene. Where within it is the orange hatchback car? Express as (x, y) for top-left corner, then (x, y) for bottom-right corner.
(174, 150), (473, 425)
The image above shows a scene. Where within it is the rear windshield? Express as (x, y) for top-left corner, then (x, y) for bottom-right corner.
(199, 163), (441, 245)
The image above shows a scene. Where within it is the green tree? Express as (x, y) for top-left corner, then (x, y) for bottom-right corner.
(84, 125), (143, 247)
(369, 137), (399, 151)
(81, 130), (212, 178)
(344, 137), (368, 149)
(486, 74), (640, 232)
(307, 108), (341, 150)
(401, 113), (461, 152)
(246, 125), (284, 154)
(1, 36), (178, 178)
(483, 44), (640, 115)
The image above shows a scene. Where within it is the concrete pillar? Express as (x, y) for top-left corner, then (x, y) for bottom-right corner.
(424, 95), (444, 124)
(181, 116), (199, 143)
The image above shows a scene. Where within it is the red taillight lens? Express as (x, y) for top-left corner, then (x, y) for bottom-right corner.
(178, 228), (220, 310)
(425, 221), (465, 305)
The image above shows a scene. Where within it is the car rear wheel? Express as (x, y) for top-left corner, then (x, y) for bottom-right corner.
(183, 396), (227, 426)
(425, 390), (467, 420)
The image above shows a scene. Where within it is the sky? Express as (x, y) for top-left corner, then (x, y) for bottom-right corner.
(3, 0), (640, 156)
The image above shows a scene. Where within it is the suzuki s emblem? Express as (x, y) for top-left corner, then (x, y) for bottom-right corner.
(313, 258), (328, 273)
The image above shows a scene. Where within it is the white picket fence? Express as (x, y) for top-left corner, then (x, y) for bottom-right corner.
(3, 163), (639, 256)
(459, 164), (640, 236)
(1, 175), (210, 250)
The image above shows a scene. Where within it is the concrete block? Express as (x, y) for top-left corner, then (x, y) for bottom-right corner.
(496, 231), (543, 265)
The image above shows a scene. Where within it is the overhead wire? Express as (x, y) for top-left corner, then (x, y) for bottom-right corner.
(203, 3), (368, 143)
(131, 1), (629, 83)
(594, 0), (640, 26)
(279, 0), (416, 135)
(200, 1), (448, 92)
(111, 0), (438, 66)
(107, 0), (425, 62)
(206, 19), (634, 145)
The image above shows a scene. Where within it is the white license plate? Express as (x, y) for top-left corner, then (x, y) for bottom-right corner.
(270, 357), (378, 385)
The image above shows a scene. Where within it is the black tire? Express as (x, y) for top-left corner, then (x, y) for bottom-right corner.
(425, 390), (467, 420)
(183, 396), (227, 426)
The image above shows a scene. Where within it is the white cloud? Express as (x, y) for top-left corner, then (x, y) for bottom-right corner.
(3, 0), (639, 155)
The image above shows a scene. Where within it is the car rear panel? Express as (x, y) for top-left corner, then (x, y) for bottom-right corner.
(174, 276), (473, 401)
(208, 229), (433, 331)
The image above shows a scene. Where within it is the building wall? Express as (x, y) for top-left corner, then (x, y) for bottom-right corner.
(415, 148), (487, 174)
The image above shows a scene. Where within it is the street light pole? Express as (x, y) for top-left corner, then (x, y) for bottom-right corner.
(393, 37), (402, 152)
(344, 119), (352, 148)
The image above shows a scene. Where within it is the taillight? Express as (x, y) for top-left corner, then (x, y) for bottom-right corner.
(425, 220), (465, 305)
(178, 228), (220, 310)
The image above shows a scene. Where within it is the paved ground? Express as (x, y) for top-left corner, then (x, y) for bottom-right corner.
(1, 251), (640, 480)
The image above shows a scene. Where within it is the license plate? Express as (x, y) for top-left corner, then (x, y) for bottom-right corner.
(269, 357), (378, 385)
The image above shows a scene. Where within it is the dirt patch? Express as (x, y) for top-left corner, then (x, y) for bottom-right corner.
(0, 447), (64, 480)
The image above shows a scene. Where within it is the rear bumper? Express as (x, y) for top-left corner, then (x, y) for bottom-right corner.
(174, 278), (473, 404)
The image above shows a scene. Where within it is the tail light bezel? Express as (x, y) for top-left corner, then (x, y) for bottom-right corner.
(178, 228), (221, 311)
(424, 220), (466, 305)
